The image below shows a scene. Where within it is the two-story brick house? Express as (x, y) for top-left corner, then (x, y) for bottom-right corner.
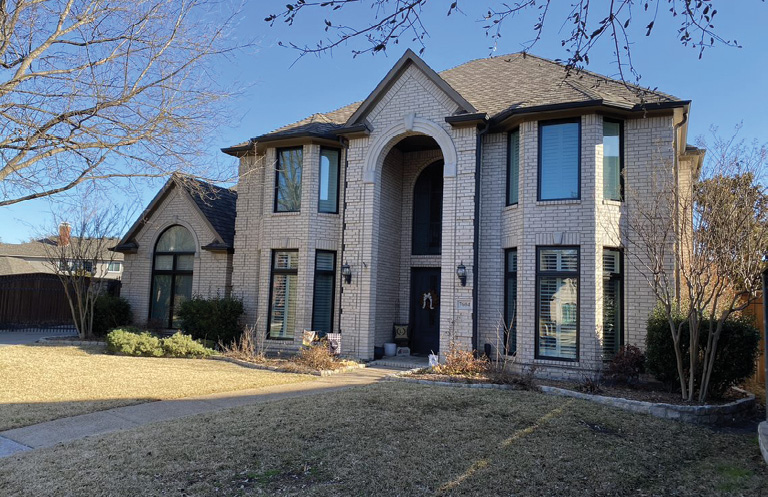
(116, 50), (704, 377)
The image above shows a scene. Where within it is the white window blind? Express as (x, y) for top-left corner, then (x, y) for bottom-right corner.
(539, 121), (579, 200)
(603, 121), (622, 201)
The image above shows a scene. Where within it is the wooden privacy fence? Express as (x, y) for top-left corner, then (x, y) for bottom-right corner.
(0, 273), (120, 330)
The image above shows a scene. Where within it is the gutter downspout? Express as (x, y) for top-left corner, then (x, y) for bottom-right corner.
(338, 137), (349, 339)
(673, 111), (688, 306)
(472, 121), (491, 352)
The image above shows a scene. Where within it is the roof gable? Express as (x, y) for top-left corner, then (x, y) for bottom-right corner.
(114, 176), (237, 253)
(344, 49), (477, 126)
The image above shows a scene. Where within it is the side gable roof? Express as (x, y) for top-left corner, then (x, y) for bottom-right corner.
(344, 48), (477, 126)
(225, 50), (688, 149)
(114, 175), (237, 253)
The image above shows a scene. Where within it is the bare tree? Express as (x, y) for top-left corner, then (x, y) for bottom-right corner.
(625, 125), (768, 401)
(0, 0), (243, 207)
(266, 1), (747, 84)
(42, 206), (128, 339)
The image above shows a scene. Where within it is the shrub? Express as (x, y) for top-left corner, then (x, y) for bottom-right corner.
(92, 295), (132, 337)
(606, 345), (646, 384)
(293, 344), (338, 371)
(177, 296), (244, 345)
(433, 348), (489, 376)
(645, 305), (760, 396)
(106, 329), (163, 357)
(161, 333), (213, 358)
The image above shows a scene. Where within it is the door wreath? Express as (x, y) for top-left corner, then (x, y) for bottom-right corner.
(420, 289), (439, 310)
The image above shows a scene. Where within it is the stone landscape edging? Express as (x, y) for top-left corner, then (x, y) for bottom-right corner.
(35, 337), (107, 347)
(212, 355), (367, 377)
(390, 372), (755, 426)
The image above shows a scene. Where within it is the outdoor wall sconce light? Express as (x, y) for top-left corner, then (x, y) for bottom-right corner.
(456, 262), (467, 287)
(342, 263), (352, 284)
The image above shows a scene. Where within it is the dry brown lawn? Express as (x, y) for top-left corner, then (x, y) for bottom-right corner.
(0, 382), (765, 496)
(0, 345), (313, 430)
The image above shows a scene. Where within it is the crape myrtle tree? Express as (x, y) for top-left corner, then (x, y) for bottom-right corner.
(266, 0), (748, 85)
(42, 205), (128, 339)
(625, 125), (768, 402)
(0, 0), (243, 207)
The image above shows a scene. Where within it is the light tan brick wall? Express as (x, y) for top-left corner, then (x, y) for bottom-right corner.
(476, 113), (677, 379)
(121, 188), (233, 326)
(232, 144), (344, 354)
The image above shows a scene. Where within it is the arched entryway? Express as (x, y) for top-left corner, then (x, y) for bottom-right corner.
(149, 225), (195, 328)
(371, 134), (447, 355)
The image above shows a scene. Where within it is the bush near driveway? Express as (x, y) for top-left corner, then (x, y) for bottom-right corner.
(0, 382), (764, 496)
(91, 295), (132, 337)
(106, 329), (214, 358)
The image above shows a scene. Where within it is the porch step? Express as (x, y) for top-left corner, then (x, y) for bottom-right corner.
(368, 356), (429, 370)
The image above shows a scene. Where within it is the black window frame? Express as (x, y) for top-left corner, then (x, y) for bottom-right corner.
(603, 117), (625, 202)
(274, 146), (303, 213)
(537, 118), (582, 201)
(311, 250), (337, 336)
(602, 247), (624, 359)
(411, 160), (444, 255)
(266, 249), (300, 340)
(318, 147), (341, 214)
(506, 128), (521, 206)
(148, 225), (195, 329)
(504, 248), (518, 355)
(535, 245), (580, 362)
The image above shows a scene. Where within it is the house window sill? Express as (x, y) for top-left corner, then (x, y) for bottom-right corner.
(503, 203), (519, 212)
(271, 211), (301, 217)
(602, 199), (623, 207)
(535, 199), (581, 206)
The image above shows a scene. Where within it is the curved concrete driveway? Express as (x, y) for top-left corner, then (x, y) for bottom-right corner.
(0, 330), (76, 346)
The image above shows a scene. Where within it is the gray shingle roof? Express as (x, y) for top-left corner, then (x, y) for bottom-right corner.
(244, 52), (684, 144)
(182, 179), (238, 248)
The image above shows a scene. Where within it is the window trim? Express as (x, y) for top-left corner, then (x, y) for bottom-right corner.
(602, 247), (624, 359)
(266, 249), (299, 340)
(603, 117), (625, 202)
(148, 225), (195, 329)
(535, 245), (580, 362)
(274, 146), (303, 213)
(506, 128), (520, 206)
(318, 147), (341, 214)
(537, 118), (582, 201)
(311, 250), (337, 335)
(504, 248), (517, 355)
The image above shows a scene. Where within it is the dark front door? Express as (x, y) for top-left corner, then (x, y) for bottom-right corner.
(410, 267), (441, 355)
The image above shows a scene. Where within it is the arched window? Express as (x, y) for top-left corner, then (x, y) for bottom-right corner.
(412, 161), (444, 255)
(150, 225), (195, 328)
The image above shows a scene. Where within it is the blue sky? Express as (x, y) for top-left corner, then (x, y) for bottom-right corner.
(3, 1), (766, 242)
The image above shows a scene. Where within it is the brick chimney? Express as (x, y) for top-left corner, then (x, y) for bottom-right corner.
(59, 222), (71, 247)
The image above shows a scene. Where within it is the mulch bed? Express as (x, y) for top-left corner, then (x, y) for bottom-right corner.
(404, 369), (750, 406)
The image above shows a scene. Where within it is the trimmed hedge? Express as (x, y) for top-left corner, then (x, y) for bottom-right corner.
(92, 295), (132, 337)
(106, 329), (213, 358)
(645, 305), (760, 396)
(177, 296), (244, 345)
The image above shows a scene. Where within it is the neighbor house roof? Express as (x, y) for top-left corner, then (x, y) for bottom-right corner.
(114, 175), (238, 253)
(0, 238), (123, 260)
(225, 49), (687, 151)
(0, 256), (36, 275)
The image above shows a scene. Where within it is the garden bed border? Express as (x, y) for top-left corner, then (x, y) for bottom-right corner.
(36, 337), (107, 348)
(390, 371), (755, 426)
(212, 355), (367, 377)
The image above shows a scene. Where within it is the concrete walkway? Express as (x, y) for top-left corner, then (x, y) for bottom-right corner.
(0, 366), (398, 458)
